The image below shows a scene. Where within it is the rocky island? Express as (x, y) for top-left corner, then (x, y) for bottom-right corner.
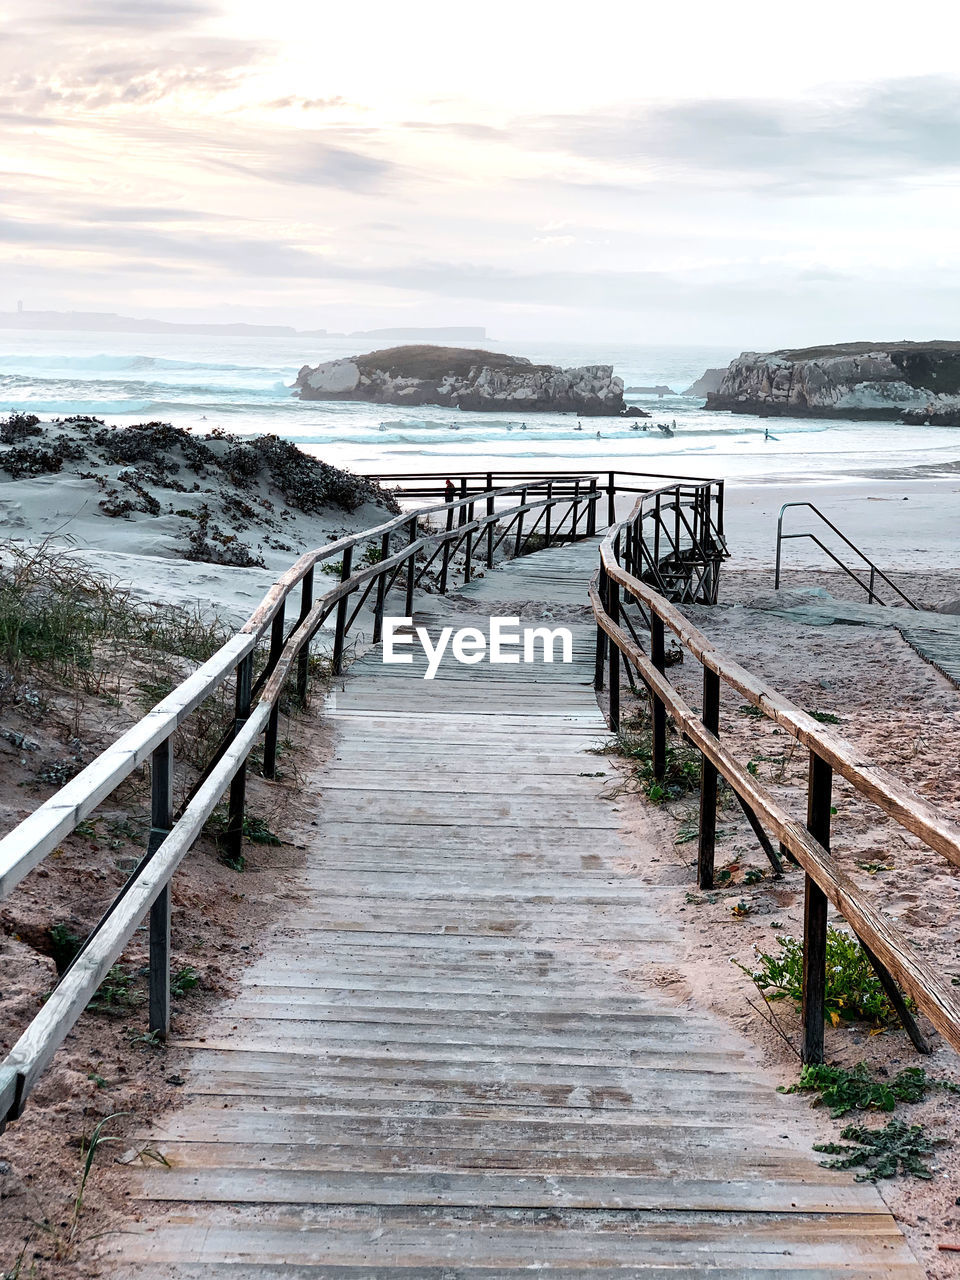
(705, 341), (960, 423)
(294, 345), (630, 416)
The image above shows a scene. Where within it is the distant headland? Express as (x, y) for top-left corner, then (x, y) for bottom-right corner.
(0, 308), (486, 343)
(295, 344), (642, 417)
(705, 340), (960, 424)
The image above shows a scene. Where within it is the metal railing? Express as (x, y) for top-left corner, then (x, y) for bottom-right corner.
(775, 502), (919, 609)
(0, 473), (604, 1129)
(594, 485), (960, 1065)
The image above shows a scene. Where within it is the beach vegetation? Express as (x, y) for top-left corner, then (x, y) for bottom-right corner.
(601, 714), (701, 804)
(781, 1061), (960, 1118)
(736, 927), (913, 1027)
(814, 1119), (939, 1181)
(171, 965), (200, 997)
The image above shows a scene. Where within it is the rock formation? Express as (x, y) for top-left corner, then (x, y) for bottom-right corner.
(294, 345), (626, 416)
(705, 341), (960, 421)
(682, 368), (726, 397)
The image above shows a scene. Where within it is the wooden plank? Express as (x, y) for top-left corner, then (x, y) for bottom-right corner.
(100, 537), (920, 1277)
(124, 1167), (885, 1214)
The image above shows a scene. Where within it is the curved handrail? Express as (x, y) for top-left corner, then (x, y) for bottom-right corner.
(775, 501), (918, 608)
(0, 470), (607, 1126)
(0, 473), (595, 900)
(593, 489), (960, 1061)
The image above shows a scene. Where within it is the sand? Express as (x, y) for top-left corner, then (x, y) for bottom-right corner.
(1, 428), (958, 1276)
(608, 567), (960, 1278)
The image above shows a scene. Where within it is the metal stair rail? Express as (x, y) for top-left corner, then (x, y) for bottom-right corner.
(775, 501), (919, 608)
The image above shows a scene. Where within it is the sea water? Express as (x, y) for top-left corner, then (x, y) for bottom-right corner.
(2, 331), (960, 485)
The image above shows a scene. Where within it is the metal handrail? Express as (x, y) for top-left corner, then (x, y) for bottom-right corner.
(774, 502), (919, 609)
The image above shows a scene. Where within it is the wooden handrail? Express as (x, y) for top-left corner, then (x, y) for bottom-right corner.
(593, 486), (960, 1062)
(0, 471), (614, 1127)
(0, 474), (594, 900)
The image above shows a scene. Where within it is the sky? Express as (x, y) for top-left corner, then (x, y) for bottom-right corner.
(4, 0), (960, 344)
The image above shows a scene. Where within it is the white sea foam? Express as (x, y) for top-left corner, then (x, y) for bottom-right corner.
(0, 331), (958, 485)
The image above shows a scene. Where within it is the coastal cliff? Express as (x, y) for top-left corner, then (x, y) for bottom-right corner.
(295, 345), (626, 416)
(706, 341), (960, 422)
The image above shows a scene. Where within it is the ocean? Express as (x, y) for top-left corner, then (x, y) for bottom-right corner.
(2, 331), (960, 486)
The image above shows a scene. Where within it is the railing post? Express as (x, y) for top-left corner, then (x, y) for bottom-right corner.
(607, 569), (620, 733)
(486, 472), (495, 567)
(225, 651), (253, 867)
(405, 516), (417, 615)
(607, 472), (616, 528)
(296, 566), (314, 704)
(148, 738), (173, 1039)
(802, 751), (833, 1064)
(774, 510), (784, 590)
(514, 489), (527, 557)
(698, 668), (720, 890)
(464, 502), (474, 584)
(458, 477), (468, 526)
(545, 483), (553, 546)
(440, 486), (454, 593)
(332, 545), (353, 676)
(650, 615), (667, 781)
(595, 562), (607, 691)
(372, 530), (390, 644)
(571, 479), (582, 539)
(262, 601), (286, 779)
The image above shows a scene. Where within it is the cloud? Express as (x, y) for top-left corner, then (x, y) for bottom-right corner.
(0, 39), (265, 111)
(0, 0), (268, 113)
(537, 76), (960, 192)
(396, 76), (960, 195)
(22, 0), (221, 32)
(264, 96), (347, 111)
(211, 135), (397, 191)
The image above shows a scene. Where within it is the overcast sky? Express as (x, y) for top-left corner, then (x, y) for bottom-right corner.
(4, 0), (960, 344)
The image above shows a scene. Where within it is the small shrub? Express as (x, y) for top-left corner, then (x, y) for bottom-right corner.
(815, 1119), (938, 1181)
(606, 724), (700, 804)
(780, 1062), (958, 1117)
(89, 965), (141, 1014)
(0, 412), (42, 442)
(808, 709), (841, 725)
(171, 965), (200, 997)
(48, 922), (83, 975)
(737, 927), (913, 1027)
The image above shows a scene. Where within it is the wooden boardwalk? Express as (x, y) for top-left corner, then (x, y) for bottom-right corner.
(106, 543), (921, 1277)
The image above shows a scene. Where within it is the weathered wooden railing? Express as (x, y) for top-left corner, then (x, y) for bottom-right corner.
(593, 483), (960, 1064)
(0, 473), (604, 1129)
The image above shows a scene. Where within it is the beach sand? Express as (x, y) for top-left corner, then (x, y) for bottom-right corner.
(0, 430), (958, 1277)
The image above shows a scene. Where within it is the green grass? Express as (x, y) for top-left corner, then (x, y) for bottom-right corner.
(603, 720), (701, 804)
(736, 927), (914, 1028)
(89, 965), (142, 1015)
(0, 541), (231, 688)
